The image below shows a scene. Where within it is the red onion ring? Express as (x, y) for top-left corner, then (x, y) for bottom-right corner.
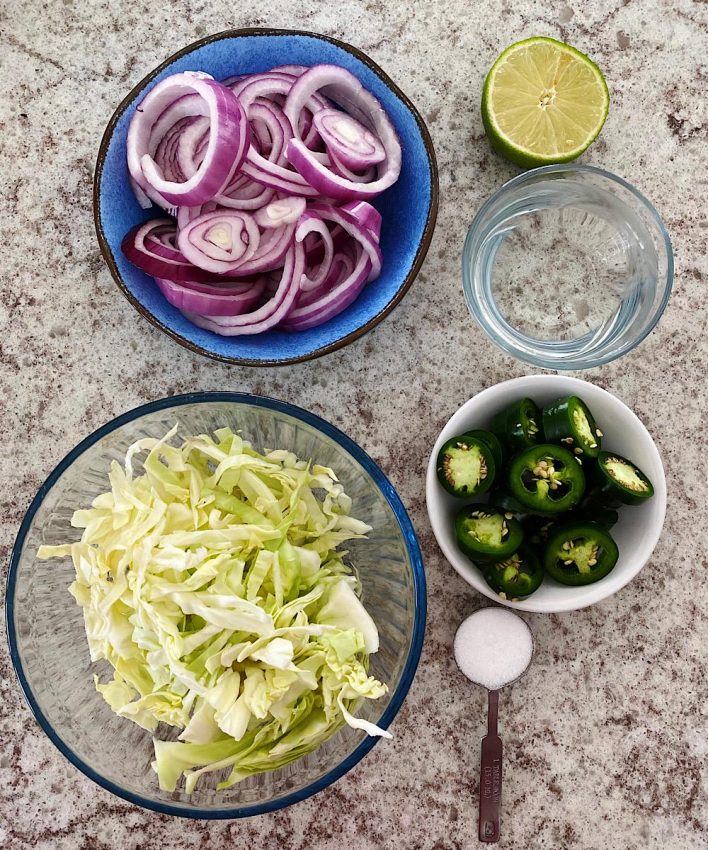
(313, 108), (386, 170)
(122, 64), (401, 335)
(155, 276), (265, 316)
(284, 65), (401, 201)
(185, 241), (305, 335)
(177, 209), (261, 274)
(130, 72), (251, 207)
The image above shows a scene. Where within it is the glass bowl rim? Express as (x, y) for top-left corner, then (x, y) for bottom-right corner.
(5, 391), (427, 818)
(462, 163), (675, 370)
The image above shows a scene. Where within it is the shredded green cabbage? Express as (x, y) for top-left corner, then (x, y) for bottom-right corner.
(37, 425), (390, 792)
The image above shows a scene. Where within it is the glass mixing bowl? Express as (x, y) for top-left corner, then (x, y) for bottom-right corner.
(462, 165), (673, 370)
(6, 393), (426, 817)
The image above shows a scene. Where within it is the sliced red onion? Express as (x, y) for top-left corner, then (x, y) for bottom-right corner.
(154, 115), (197, 182)
(129, 175), (153, 209)
(129, 88), (211, 212)
(185, 242), (305, 335)
(225, 222), (296, 277)
(307, 202), (382, 281)
(280, 246), (371, 331)
(235, 73), (330, 114)
(328, 148), (377, 184)
(220, 74), (249, 87)
(134, 73), (251, 206)
(255, 197), (306, 229)
(341, 200), (382, 241)
(313, 108), (386, 169)
(249, 101), (290, 160)
(164, 275), (260, 295)
(284, 65), (401, 201)
(176, 200), (218, 232)
(211, 99), (289, 209)
(155, 276), (265, 316)
(299, 110), (315, 147)
(145, 224), (184, 260)
(294, 252), (356, 308)
(175, 115), (211, 178)
(269, 64), (309, 76)
(122, 218), (236, 283)
(214, 171), (275, 210)
(234, 79), (322, 196)
(241, 150), (318, 196)
(177, 209), (261, 274)
(227, 71), (296, 99)
(295, 212), (334, 292)
(123, 65), (400, 335)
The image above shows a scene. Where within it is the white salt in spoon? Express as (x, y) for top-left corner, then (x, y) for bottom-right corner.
(454, 607), (534, 844)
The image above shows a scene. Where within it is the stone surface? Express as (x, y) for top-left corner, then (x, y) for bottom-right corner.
(1, 0), (707, 848)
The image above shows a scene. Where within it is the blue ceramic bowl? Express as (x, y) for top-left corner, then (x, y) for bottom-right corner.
(6, 392), (426, 817)
(94, 29), (438, 366)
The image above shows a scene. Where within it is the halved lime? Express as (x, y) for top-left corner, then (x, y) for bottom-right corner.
(482, 37), (609, 168)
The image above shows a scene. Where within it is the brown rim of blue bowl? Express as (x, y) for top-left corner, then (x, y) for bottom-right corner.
(93, 28), (439, 367)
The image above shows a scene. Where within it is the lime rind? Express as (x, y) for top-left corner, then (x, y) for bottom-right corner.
(482, 36), (609, 168)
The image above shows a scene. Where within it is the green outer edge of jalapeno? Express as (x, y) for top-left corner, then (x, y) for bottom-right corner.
(463, 429), (504, 471)
(508, 443), (586, 514)
(484, 544), (544, 599)
(522, 515), (559, 548)
(594, 450), (655, 506)
(454, 504), (523, 563)
(491, 397), (542, 451)
(543, 521), (619, 586)
(436, 435), (497, 498)
(494, 491), (557, 517)
(571, 492), (619, 528)
(542, 395), (602, 459)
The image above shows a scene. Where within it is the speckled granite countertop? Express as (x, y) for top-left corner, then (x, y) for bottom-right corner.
(1, 0), (707, 847)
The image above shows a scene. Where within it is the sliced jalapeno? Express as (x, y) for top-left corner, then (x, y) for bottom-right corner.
(508, 444), (585, 514)
(436, 435), (496, 497)
(494, 490), (561, 517)
(454, 504), (523, 562)
(484, 545), (544, 600)
(522, 515), (559, 548)
(491, 398), (542, 451)
(463, 429), (505, 471)
(542, 396), (603, 459)
(572, 491), (619, 528)
(492, 492), (532, 516)
(544, 521), (619, 586)
(593, 451), (655, 506)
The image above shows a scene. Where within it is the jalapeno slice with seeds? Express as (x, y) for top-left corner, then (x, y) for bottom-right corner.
(484, 545), (544, 599)
(508, 444), (585, 513)
(491, 397), (542, 451)
(544, 521), (619, 586)
(436, 435), (496, 497)
(594, 451), (655, 506)
(454, 504), (523, 562)
(463, 429), (505, 471)
(542, 396), (603, 459)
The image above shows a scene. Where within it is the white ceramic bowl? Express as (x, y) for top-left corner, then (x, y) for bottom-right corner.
(426, 375), (666, 613)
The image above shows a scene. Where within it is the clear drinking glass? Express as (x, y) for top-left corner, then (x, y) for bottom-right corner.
(462, 165), (673, 370)
(6, 394), (426, 818)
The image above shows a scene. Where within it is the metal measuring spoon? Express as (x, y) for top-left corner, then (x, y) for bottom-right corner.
(454, 608), (534, 844)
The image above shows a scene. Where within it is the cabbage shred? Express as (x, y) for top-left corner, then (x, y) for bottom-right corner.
(37, 425), (390, 792)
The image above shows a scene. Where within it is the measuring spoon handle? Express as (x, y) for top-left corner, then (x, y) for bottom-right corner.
(478, 689), (502, 843)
